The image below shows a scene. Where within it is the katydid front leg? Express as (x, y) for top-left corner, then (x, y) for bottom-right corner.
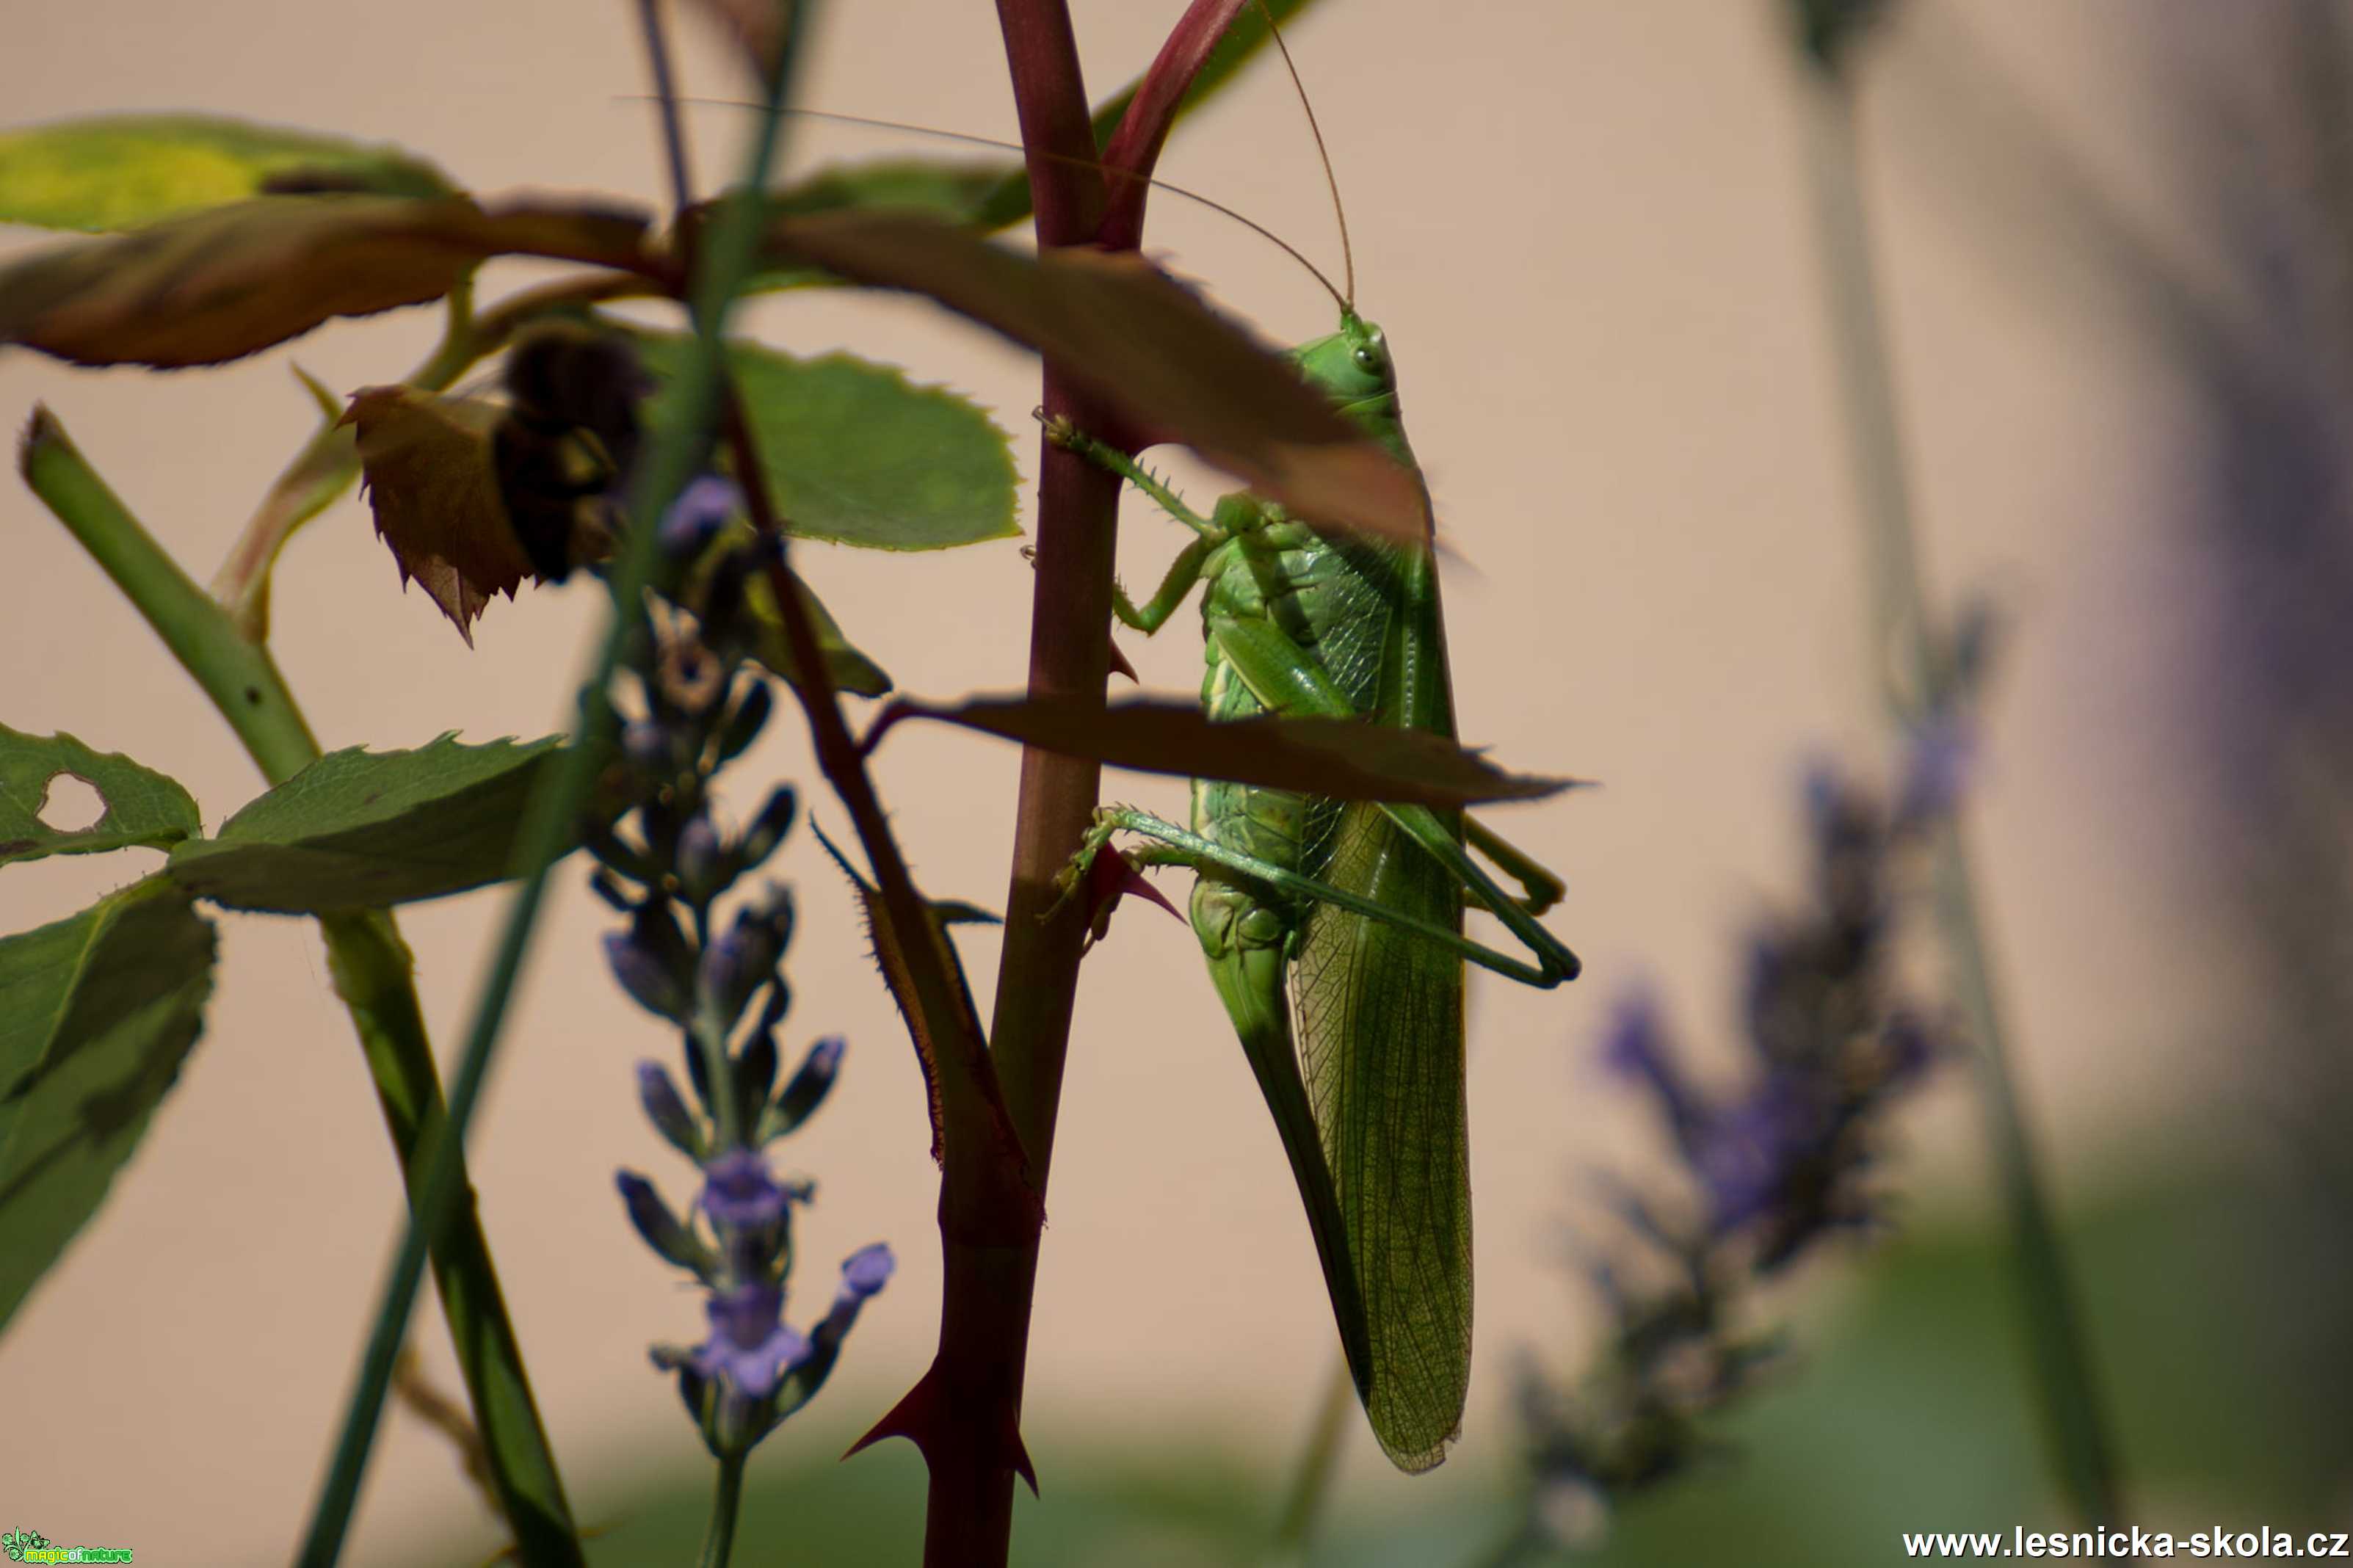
(1041, 412), (1223, 636)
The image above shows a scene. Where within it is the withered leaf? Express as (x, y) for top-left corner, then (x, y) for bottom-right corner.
(758, 209), (1429, 545)
(0, 195), (650, 369)
(341, 385), (534, 645)
(682, 0), (794, 81)
(884, 694), (1583, 806)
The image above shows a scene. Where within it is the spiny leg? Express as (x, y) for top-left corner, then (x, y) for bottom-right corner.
(1039, 411), (1222, 539)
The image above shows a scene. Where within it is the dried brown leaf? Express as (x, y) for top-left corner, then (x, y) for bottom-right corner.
(341, 385), (533, 645)
(885, 694), (1583, 805)
(0, 195), (650, 369)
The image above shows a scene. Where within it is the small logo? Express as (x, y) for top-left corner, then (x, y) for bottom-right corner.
(2, 1528), (134, 1564)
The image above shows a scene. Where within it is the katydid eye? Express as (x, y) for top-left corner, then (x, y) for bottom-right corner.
(1352, 347), (1377, 370)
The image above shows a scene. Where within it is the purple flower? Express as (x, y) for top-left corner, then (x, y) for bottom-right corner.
(1694, 1078), (1813, 1235)
(701, 1147), (795, 1232)
(1600, 994), (1708, 1158)
(812, 1243), (895, 1351)
(1895, 714), (1972, 830)
(621, 719), (673, 772)
(604, 916), (689, 1022)
(617, 1170), (713, 1275)
(839, 1241), (894, 1300)
(736, 786), (798, 871)
(688, 1281), (811, 1399)
(772, 1035), (845, 1134)
(675, 816), (726, 896)
(660, 475), (744, 559)
(697, 892), (790, 1028)
(637, 1061), (703, 1157)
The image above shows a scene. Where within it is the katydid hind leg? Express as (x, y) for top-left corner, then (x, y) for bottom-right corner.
(1465, 813), (1566, 916)
(1201, 610), (1580, 984)
(1378, 801), (1581, 984)
(1089, 807), (1565, 984)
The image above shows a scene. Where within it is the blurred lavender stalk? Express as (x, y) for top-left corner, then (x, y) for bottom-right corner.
(1786, 0), (2122, 1525)
(1805, 0), (2353, 1498)
(1496, 730), (1952, 1561)
(2140, 0), (2353, 1484)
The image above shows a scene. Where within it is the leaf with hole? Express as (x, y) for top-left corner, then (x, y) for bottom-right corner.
(0, 725), (201, 867)
(0, 114), (455, 233)
(0, 877), (216, 1332)
(164, 735), (590, 912)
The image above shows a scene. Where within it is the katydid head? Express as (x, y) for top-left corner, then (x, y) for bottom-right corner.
(1293, 313), (1391, 402)
(1293, 311), (1406, 452)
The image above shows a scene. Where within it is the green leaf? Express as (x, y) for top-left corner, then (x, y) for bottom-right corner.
(757, 211), (1426, 545)
(750, 568), (895, 698)
(773, 159), (1022, 228)
(0, 878), (216, 1331)
(885, 695), (1584, 806)
(165, 735), (582, 912)
(0, 114), (454, 233)
(0, 725), (201, 866)
(636, 333), (1019, 551)
(0, 194), (649, 369)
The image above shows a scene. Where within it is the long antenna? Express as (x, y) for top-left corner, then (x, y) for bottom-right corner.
(644, 98), (1350, 311)
(1255, 0), (1354, 311)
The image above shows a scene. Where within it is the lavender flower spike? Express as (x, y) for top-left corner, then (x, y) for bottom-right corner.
(701, 1147), (796, 1232)
(688, 1280), (811, 1401)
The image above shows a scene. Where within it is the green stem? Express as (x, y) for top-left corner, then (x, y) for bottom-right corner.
(1797, 62), (2122, 1525)
(291, 12), (816, 1565)
(23, 409), (319, 778)
(698, 1454), (747, 1568)
(18, 413), (583, 1562)
(1268, 1357), (1353, 1561)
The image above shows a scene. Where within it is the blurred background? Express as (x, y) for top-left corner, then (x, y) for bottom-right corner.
(3, 0), (2349, 1561)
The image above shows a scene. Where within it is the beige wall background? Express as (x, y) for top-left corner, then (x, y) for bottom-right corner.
(0, 0), (2256, 1561)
